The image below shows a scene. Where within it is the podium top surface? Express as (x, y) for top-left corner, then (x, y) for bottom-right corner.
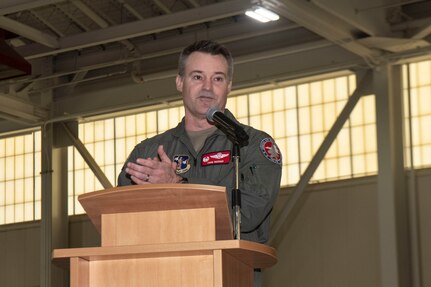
(53, 240), (277, 269)
(79, 184), (234, 240)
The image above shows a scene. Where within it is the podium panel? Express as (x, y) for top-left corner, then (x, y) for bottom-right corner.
(89, 254), (214, 287)
(102, 208), (216, 246)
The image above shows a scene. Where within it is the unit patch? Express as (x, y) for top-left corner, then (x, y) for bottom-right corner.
(173, 155), (191, 174)
(202, 151), (231, 166)
(260, 138), (282, 165)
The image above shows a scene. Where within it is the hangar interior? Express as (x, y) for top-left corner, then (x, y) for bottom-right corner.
(0, 0), (431, 286)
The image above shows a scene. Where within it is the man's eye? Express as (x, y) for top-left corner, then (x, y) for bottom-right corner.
(214, 77), (225, 82)
(192, 75), (203, 80)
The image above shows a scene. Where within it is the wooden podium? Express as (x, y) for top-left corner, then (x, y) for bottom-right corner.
(52, 184), (277, 287)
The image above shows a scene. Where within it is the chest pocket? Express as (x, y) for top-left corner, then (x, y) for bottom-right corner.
(200, 157), (234, 186)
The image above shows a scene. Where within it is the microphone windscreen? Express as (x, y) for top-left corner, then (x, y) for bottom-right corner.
(206, 107), (219, 122)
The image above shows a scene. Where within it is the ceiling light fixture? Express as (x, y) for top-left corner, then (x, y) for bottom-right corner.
(245, 6), (280, 23)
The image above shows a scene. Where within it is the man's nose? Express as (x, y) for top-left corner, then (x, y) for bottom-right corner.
(203, 78), (213, 90)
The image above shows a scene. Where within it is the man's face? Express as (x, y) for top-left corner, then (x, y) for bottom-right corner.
(176, 51), (232, 120)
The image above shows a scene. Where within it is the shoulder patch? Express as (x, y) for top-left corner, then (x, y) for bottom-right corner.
(260, 138), (282, 165)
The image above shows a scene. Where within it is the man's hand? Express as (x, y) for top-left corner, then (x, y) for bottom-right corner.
(125, 145), (181, 184)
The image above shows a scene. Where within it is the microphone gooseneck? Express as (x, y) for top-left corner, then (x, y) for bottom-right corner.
(207, 107), (245, 239)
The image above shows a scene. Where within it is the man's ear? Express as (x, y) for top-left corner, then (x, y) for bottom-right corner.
(175, 75), (183, 92)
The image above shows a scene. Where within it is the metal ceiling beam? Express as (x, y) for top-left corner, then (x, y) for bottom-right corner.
(392, 16), (431, 33)
(311, 0), (392, 36)
(184, 0), (200, 8)
(152, 0), (172, 14)
(51, 44), (363, 120)
(10, 23), (300, 87)
(15, 0), (252, 58)
(0, 0), (65, 15)
(0, 94), (48, 124)
(411, 23), (431, 39)
(71, 0), (136, 51)
(118, 0), (145, 20)
(266, 0), (380, 64)
(30, 10), (65, 37)
(56, 4), (91, 32)
(71, 0), (108, 27)
(0, 15), (59, 48)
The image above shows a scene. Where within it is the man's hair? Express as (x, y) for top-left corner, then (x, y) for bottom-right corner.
(178, 40), (234, 80)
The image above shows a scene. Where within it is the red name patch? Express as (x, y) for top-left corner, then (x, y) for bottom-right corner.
(201, 151), (231, 166)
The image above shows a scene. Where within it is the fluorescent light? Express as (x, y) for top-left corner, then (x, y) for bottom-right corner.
(255, 7), (279, 21)
(245, 6), (279, 23)
(245, 10), (270, 23)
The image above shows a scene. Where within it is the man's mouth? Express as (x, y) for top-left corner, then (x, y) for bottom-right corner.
(198, 95), (214, 101)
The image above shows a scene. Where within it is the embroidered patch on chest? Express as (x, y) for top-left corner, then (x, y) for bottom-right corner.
(201, 151), (231, 166)
(260, 138), (282, 165)
(173, 155), (191, 174)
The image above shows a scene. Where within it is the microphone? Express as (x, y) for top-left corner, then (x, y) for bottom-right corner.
(206, 107), (249, 147)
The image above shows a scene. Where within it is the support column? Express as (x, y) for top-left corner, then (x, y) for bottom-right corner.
(374, 64), (411, 287)
(39, 57), (69, 287)
(40, 125), (69, 287)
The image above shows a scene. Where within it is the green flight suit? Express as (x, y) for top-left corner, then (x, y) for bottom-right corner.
(118, 109), (282, 244)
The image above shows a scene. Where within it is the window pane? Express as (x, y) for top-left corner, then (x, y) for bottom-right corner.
(311, 106), (323, 133)
(286, 110), (298, 135)
(146, 111), (157, 133)
(273, 112), (286, 138)
(5, 138), (14, 156)
(261, 91), (273, 113)
(287, 137), (299, 163)
(5, 205), (14, 224)
(158, 110), (169, 132)
(249, 93), (261, 115)
(24, 202), (33, 221)
(273, 89), (285, 112)
(24, 154), (33, 177)
(339, 156), (351, 178)
(15, 204), (24, 222)
(298, 107), (310, 134)
(105, 119), (115, 140)
(94, 120), (105, 141)
(285, 86), (297, 109)
(105, 140), (115, 165)
(297, 84), (309, 107)
(84, 122), (94, 142)
(0, 158), (4, 181)
(0, 183), (4, 205)
(262, 114), (274, 137)
(136, 114), (146, 135)
(115, 117), (126, 138)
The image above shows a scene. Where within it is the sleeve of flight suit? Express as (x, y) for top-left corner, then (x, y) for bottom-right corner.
(237, 130), (282, 239)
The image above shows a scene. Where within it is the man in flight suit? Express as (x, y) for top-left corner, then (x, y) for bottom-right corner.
(118, 39), (282, 248)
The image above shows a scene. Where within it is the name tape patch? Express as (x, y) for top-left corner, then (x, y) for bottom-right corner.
(202, 151), (231, 166)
